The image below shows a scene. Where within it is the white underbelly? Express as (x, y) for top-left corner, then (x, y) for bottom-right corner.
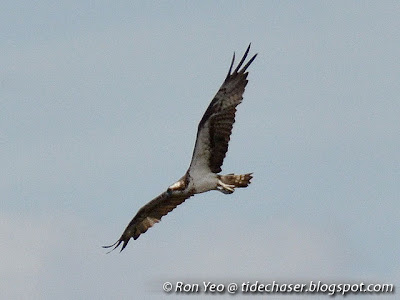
(189, 170), (218, 194)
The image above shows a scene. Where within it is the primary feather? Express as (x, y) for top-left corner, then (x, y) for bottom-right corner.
(104, 44), (257, 252)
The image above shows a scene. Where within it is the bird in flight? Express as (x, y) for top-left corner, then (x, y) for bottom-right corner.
(104, 44), (257, 252)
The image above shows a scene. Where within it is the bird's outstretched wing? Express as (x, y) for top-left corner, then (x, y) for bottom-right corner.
(188, 44), (257, 174)
(103, 191), (193, 252)
(105, 45), (257, 252)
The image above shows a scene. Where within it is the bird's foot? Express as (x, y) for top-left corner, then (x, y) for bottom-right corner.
(217, 180), (235, 194)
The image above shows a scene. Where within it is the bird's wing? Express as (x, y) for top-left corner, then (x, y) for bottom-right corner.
(104, 191), (193, 252)
(188, 44), (257, 174)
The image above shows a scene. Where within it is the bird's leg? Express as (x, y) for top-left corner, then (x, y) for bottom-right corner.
(217, 179), (235, 194)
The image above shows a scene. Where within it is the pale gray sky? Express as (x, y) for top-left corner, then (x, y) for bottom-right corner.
(1, 1), (399, 299)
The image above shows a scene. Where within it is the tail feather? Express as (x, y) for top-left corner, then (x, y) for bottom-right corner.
(220, 173), (253, 188)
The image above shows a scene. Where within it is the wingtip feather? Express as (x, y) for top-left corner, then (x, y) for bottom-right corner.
(226, 52), (235, 78)
(233, 44), (251, 73)
(103, 240), (122, 254)
(225, 44), (257, 77)
(240, 53), (258, 74)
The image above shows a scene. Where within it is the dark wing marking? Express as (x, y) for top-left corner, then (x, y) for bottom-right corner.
(103, 191), (193, 252)
(189, 44), (257, 174)
(104, 45), (257, 252)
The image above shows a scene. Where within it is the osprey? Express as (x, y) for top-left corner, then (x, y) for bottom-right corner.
(104, 44), (257, 252)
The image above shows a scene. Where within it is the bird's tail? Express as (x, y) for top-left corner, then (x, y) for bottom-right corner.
(219, 173), (253, 188)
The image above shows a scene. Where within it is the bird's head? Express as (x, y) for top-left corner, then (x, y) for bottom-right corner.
(167, 179), (185, 195)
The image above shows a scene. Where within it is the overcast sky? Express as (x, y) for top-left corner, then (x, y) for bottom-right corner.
(1, 1), (399, 299)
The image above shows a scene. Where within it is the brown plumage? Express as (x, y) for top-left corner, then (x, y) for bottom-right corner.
(194, 45), (257, 173)
(104, 45), (257, 252)
(105, 191), (194, 252)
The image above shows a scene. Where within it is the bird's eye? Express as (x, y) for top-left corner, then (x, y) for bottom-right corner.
(166, 188), (172, 195)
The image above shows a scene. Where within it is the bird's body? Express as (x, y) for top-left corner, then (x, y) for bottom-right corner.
(186, 172), (216, 194)
(104, 45), (257, 252)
